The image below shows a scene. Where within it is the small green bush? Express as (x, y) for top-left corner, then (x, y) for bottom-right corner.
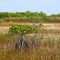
(8, 25), (34, 35)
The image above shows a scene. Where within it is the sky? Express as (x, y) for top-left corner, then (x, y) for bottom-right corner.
(0, 0), (60, 15)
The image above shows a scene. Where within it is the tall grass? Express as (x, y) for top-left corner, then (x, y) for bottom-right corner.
(0, 33), (60, 60)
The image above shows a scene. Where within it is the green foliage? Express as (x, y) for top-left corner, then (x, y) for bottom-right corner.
(0, 11), (47, 23)
(8, 25), (34, 35)
(0, 11), (60, 23)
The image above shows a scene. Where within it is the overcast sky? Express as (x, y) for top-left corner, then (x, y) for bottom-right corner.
(0, 0), (60, 15)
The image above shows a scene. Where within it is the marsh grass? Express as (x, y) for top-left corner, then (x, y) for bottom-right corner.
(0, 33), (60, 60)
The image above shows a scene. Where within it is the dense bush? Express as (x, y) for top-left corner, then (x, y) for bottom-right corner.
(8, 25), (35, 35)
(0, 11), (47, 23)
(0, 11), (60, 23)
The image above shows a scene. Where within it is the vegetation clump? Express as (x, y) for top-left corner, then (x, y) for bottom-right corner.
(8, 25), (35, 35)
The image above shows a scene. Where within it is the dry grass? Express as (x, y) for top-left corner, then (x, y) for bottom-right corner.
(0, 22), (60, 34)
(0, 33), (60, 60)
(0, 23), (60, 60)
(0, 22), (60, 26)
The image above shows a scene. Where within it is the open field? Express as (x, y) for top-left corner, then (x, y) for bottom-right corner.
(0, 23), (60, 33)
(0, 23), (60, 60)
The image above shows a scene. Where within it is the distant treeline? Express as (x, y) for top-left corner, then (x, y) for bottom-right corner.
(0, 11), (60, 23)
